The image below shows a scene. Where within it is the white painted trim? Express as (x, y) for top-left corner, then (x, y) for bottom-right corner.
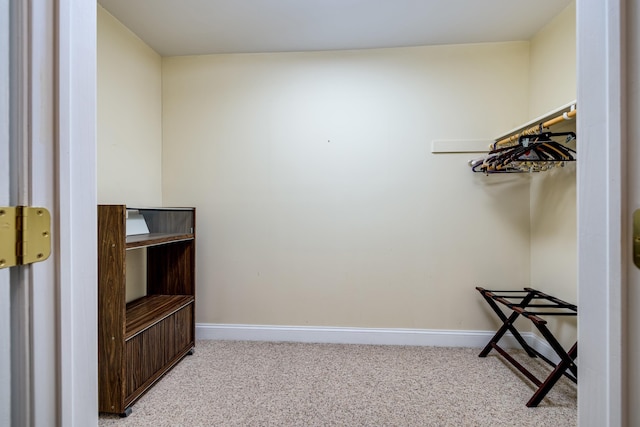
(528, 335), (562, 365)
(9, 1), (32, 425)
(30, 0), (59, 419)
(55, 0), (98, 426)
(577, 0), (625, 426)
(196, 323), (558, 358)
(0, 0), (10, 423)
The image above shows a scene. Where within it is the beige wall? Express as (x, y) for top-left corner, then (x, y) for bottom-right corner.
(528, 2), (577, 119)
(162, 43), (532, 329)
(97, 5), (163, 206)
(97, 6), (163, 301)
(97, 5), (577, 333)
(528, 1), (577, 345)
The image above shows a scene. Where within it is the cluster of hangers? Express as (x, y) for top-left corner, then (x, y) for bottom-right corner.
(469, 131), (576, 173)
(469, 107), (577, 174)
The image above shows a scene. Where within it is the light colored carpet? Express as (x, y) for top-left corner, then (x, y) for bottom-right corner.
(99, 340), (577, 427)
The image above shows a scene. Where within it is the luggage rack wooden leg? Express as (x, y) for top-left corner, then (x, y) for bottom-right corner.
(526, 341), (577, 407)
(476, 287), (577, 407)
(477, 288), (537, 358)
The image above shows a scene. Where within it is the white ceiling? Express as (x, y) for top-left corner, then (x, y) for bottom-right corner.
(98, 0), (573, 57)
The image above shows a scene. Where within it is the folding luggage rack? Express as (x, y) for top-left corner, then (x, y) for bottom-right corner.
(476, 287), (577, 407)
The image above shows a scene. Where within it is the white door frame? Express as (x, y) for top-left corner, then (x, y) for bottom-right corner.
(58, 0), (634, 425)
(5, 0), (97, 426)
(55, 0), (98, 425)
(0, 0), (11, 424)
(577, 0), (626, 425)
(4, 0), (627, 425)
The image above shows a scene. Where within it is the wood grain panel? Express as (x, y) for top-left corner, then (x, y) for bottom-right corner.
(99, 205), (196, 415)
(125, 335), (143, 397)
(98, 205), (127, 413)
(124, 304), (195, 407)
(126, 233), (193, 249)
(174, 304), (193, 351)
(125, 294), (194, 339)
(146, 240), (195, 296)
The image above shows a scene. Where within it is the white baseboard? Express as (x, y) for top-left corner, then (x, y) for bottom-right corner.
(527, 334), (561, 364)
(196, 323), (559, 359)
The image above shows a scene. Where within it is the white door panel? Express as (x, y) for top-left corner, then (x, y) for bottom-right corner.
(577, 0), (630, 425)
(1, 1), (97, 425)
(1, 0), (11, 423)
(29, 0), (58, 422)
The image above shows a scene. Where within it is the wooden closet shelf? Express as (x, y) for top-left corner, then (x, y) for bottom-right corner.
(126, 233), (194, 249)
(126, 294), (194, 339)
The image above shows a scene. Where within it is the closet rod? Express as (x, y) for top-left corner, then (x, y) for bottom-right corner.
(494, 108), (577, 148)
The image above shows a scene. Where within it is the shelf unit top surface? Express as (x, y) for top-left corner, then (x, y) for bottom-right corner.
(125, 232), (194, 249)
(126, 294), (194, 339)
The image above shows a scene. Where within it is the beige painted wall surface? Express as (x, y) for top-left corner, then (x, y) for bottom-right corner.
(528, 1), (576, 119)
(97, 5), (163, 206)
(528, 1), (577, 346)
(162, 43), (532, 329)
(97, 6), (163, 301)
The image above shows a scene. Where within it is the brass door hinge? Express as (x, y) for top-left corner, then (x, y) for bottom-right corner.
(0, 206), (51, 269)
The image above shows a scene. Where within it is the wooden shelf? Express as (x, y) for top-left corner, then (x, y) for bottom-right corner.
(126, 294), (194, 339)
(495, 101), (577, 143)
(126, 233), (194, 249)
(98, 204), (196, 416)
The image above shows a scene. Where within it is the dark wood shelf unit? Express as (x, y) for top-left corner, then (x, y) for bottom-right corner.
(126, 233), (194, 249)
(98, 204), (196, 416)
(126, 294), (194, 339)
